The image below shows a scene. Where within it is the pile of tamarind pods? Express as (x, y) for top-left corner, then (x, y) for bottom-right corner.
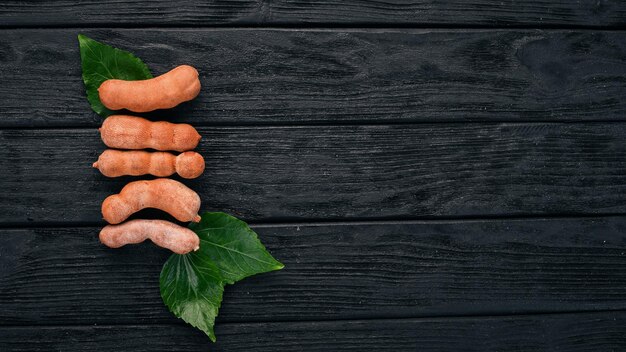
(94, 65), (205, 254)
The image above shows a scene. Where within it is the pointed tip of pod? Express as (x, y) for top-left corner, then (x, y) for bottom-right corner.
(92, 162), (98, 168)
(193, 214), (201, 223)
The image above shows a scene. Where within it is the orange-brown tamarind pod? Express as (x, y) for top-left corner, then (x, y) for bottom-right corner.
(102, 179), (201, 224)
(99, 219), (200, 254)
(99, 115), (201, 152)
(98, 65), (201, 112)
(93, 150), (205, 179)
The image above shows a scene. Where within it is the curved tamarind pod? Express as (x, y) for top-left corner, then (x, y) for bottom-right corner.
(98, 65), (201, 112)
(93, 150), (205, 179)
(102, 178), (201, 224)
(99, 115), (201, 152)
(100, 219), (200, 254)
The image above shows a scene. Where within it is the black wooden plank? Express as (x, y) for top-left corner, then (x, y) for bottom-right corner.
(1, 1), (625, 27)
(1, 124), (626, 224)
(1, 218), (625, 325)
(1, 312), (625, 351)
(0, 29), (624, 128)
(268, 1), (626, 28)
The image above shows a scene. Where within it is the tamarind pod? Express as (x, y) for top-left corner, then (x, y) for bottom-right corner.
(99, 115), (201, 152)
(100, 219), (200, 254)
(93, 150), (205, 179)
(102, 178), (201, 224)
(98, 65), (201, 112)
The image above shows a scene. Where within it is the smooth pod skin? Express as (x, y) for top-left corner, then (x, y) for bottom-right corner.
(98, 65), (201, 112)
(100, 219), (200, 254)
(93, 150), (205, 179)
(102, 178), (201, 224)
(100, 115), (201, 152)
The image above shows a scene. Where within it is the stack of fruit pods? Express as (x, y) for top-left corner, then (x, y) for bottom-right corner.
(93, 65), (206, 254)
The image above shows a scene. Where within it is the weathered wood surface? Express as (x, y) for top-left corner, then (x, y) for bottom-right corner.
(1, 29), (625, 128)
(2, 2), (626, 350)
(1, 1), (625, 27)
(1, 124), (625, 224)
(2, 312), (625, 351)
(1, 218), (625, 325)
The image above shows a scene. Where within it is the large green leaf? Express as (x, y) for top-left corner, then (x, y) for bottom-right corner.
(189, 212), (284, 284)
(77, 34), (152, 117)
(160, 251), (224, 342)
(160, 212), (284, 342)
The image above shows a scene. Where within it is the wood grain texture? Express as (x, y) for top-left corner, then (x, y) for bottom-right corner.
(269, 1), (626, 27)
(1, 312), (625, 351)
(1, 29), (625, 127)
(1, 1), (625, 27)
(1, 218), (625, 325)
(1, 124), (626, 224)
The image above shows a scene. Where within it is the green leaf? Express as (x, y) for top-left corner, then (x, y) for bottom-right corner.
(160, 252), (223, 342)
(189, 212), (285, 284)
(77, 34), (152, 117)
(160, 212), (284, 342)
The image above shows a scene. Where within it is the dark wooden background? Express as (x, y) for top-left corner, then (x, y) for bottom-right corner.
(1, 1), (626, 351)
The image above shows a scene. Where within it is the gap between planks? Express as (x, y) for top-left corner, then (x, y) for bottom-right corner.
(2, 25), (626, 33)
(1, 213), (625, 230)
(2, 308), (626, 328)
(3, 119), (626, 131)
(1, 23), (626, 31)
